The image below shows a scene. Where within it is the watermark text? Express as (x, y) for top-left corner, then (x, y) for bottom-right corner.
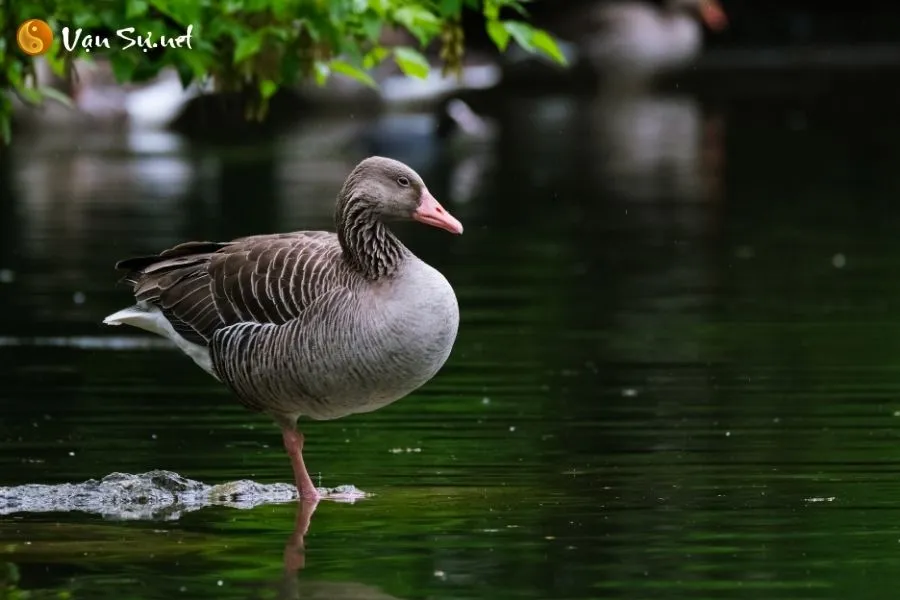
(60, 25), (194, 52)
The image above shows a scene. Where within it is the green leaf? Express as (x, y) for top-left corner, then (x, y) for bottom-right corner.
(148, 0), (201, 25)
(530, 29), (568, 65)
(363, 46), (390, 69)
(360, 11), (382, 41)
(179, 50), (209, 78)
(125, 0), (149, 18)
(270, 0), (292, 18)
(173, 50), (207, 86)
(234, 32), (263, 63)
(72, 12), (101, 28)
(502, 0), (529, 17)
(259, 79), (278, 99)
(393, 6), (441, 44)
(393, 46), (430, 79)
(298, 17), (321, 42)
(17, 88), (43, 105)
(329, 60), (377, 88)
(174, 61), (193, 88)
(486, 20), (510, 51)
(5, 64), (23, 88)
(503, 20), (535, 52)
(313, 61), (330, 86)
(261, 25), (290, 42)
(440, 0), (463, 16)
(368, 0), (390, 14)
(329, 0), (351, 22)
(207, 16), (249, 41)
(247, 0), (273, 11)
(38, 87), (74, 108)
(483, 0), (500, 20)
(45, 46), (69, 78)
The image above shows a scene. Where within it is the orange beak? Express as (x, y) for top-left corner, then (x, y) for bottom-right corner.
(700, 0), (728, 31)
(413, 190), (464, 235)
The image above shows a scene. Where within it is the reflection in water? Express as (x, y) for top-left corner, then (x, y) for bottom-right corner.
(585, 91), (724, 202)
(280, 500), (407, 600)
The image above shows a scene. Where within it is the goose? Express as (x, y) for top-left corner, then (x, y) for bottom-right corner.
(568, 0), (728, 83)
(103, 157), (464, 501)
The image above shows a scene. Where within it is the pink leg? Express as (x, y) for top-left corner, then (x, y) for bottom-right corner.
(283, 494), (320, 572)
(281, 427), (321, 501)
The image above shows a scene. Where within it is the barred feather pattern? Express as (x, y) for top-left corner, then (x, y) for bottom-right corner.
(110, 156), (460, 421)
(118, 220), (409, 348)
(207, 285), (453, 420)
(112, 202), (456, 420)
(337, 199), (409, 280)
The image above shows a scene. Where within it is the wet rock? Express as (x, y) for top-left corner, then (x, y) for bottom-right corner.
(0, 470), (367, 520)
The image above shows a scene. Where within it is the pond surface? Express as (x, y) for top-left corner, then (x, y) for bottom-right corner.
(3, 85), (900, 599)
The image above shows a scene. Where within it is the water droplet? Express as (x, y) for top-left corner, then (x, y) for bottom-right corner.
(73, 292), (86, 304)
(832, 253), (846, 268)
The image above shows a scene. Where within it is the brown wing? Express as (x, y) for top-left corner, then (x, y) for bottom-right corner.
(115, 232), (351, 346)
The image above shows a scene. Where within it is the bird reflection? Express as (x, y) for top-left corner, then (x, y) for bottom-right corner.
(282, 498), (318, 573)
(585, 90), (725, 204)
(271, 499), (405, 600)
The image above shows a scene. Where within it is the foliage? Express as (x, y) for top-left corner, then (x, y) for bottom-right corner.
(0, 0), (567, 144)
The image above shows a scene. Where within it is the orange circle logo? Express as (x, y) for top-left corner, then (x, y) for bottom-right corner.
(16, 19), (54, 56)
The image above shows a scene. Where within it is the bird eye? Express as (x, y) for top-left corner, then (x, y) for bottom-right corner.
(397, 176), (410, 187)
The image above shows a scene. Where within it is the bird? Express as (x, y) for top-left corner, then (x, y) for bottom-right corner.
(563, 0), (728, 85)
(103, 156), (464, 501)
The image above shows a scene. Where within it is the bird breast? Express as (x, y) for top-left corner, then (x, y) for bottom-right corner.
(373, 258), (460, 380)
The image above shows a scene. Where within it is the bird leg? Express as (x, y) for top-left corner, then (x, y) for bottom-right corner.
(281, 427), (320, 501)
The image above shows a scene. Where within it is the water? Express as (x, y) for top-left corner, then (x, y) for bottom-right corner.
(4, 84), (900, 599)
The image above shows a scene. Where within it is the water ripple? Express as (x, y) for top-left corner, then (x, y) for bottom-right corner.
(0, 335), (173, 349)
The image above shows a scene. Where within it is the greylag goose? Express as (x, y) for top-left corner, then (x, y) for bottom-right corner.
(103, 157), (463, 501)
(576, 0), (728, 82)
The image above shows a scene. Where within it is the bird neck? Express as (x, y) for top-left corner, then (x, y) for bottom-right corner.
(336, 198), (408, 280)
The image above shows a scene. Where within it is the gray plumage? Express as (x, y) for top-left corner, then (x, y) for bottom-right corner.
(104, 157), (462, 497)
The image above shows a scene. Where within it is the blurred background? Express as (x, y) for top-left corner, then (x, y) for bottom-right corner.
(4, 1), (900, 599)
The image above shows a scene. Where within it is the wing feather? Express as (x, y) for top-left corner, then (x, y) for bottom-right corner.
(112, 232), (354, 346)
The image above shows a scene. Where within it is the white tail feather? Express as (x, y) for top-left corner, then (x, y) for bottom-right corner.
(102, 304), (215, 376)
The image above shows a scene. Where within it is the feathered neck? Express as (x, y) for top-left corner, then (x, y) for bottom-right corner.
(336, 195), (408, 280)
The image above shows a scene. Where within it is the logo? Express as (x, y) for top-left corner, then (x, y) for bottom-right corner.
(17, 19), (54, 56)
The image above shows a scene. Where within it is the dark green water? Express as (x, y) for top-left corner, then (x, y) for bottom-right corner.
(3, 87), (900, 599)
